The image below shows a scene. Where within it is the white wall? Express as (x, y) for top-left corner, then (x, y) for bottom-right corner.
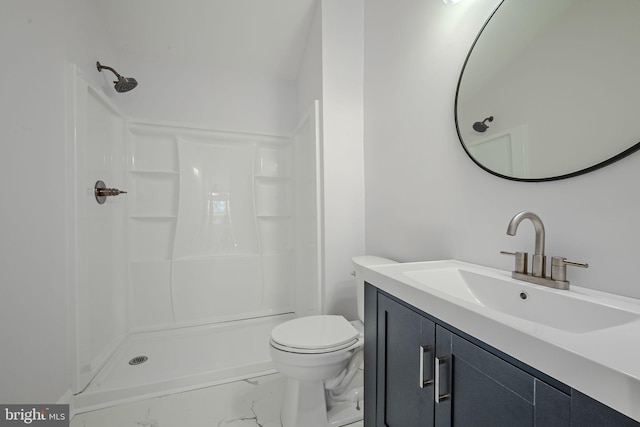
(0, 0), (118, 403)
(364, 0), (640, 301)
(321, 0), (366, 319)
(114, 54), (297, 135)
(296, 0), (323, 122)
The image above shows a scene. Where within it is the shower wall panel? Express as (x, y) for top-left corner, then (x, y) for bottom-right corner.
(72, 75), (129, 393)
(171, 256), (264, 322)
(127, 127), (179, 328)
(293, 101), (322, 317)
(174, 140), (258, 258)
(128, 123), (295, 330)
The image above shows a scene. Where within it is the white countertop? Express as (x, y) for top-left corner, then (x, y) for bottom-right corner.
(364, 259), (640, 422)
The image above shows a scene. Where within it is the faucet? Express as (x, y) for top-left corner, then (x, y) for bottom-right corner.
(506, 211), (546, 277)
(502, 211), (588, 290)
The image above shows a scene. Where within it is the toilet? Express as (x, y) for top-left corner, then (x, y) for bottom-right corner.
(269, 255), (397, 427)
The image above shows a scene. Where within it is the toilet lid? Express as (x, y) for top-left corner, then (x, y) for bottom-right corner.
(271, 315), (358, 351)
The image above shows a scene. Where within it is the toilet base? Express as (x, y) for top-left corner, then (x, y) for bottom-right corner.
(280, 370), (364, 427)
(327, 399), (363, 427)
(281, 379), (328, 427)
(280, 379), (364, 427)
(327, 369), (364, 426)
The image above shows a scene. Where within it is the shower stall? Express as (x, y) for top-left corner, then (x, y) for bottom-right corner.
(67, 65), (322, 412)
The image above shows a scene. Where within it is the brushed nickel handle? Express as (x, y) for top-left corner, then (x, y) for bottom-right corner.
(550, 256), (588, 282)
(95, 180), (127, 205)
(501, 250), (528, 274)
(435, 355), (451, 403)
(564, 259), (589, 268)
(419, 345), (433, 388)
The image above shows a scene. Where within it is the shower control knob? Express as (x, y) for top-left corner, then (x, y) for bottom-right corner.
(94, 180), (127, 204)
(101, 188), (126, 196)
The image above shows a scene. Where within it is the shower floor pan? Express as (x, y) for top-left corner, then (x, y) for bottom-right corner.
(74, 314), (294, 413)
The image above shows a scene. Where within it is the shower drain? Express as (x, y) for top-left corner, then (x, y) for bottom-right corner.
(128, 356), (148, 366)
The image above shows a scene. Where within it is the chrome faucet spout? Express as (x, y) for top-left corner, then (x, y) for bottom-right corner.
(506, 211), (546, 277)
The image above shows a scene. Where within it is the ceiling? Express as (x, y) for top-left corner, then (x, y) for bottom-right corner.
(94, 0), (317, 80)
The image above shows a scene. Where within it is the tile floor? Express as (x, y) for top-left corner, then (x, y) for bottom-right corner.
(70, 373), (364, 427)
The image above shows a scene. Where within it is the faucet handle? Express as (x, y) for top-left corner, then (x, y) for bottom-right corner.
(500, 251), (528, 274)
(551, 256), (589, 283)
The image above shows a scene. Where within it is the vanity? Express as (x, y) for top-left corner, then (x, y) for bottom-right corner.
(363, 260), (640, 426)
(361, 0), (640, 422)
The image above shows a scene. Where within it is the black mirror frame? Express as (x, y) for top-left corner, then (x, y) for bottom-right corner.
(454, 0), (640, 182)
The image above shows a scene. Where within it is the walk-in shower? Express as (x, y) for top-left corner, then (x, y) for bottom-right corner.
(68, 67), (322, 412)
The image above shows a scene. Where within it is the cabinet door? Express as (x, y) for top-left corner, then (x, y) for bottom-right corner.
(367, 288), (572, 427)
(571, 390), (640, 427)
(376, 293), (435, 427)
(435, 327), (570, 427)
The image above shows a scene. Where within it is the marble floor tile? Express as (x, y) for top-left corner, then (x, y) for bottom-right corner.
(71, 373), (364, 427)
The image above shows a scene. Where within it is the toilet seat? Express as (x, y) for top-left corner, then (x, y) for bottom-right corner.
(270, 315), (359, 354)
(270, 338), (359, 354)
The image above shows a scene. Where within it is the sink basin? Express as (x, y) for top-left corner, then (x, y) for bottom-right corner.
(404, 267), (639, 333)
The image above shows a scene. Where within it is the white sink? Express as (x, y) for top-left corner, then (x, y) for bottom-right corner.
(402, 265), (639, 333)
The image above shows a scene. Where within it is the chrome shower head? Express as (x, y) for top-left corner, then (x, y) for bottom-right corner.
(96, 61), (138, 93)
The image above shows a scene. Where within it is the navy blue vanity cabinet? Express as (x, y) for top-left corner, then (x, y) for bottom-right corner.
(364, 283), (640, 426)
(371, 288), (436, 426)
(436, 325), (571, 427)
(571, 390), (640, 427)
(364, 284), (571, 427)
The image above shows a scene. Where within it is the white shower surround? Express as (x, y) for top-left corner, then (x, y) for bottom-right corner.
(127, 121), (308, 331)
(69, 68), (322, 410)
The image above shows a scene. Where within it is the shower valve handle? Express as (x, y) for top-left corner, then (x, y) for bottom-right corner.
(97, 188), (127, 196)
(95, 180), (127, 204)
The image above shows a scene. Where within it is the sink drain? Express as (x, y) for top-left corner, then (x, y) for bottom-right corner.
(128, 356), (148, 366)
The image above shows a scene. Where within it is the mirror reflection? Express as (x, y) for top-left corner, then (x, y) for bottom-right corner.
(456, 0), (640, 181)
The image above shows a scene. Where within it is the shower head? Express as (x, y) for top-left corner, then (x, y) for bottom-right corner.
(96, 61), (138, 93)
(472, 116), (494, 132)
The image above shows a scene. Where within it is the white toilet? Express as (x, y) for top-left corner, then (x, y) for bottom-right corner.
(269, 255), (397, 427)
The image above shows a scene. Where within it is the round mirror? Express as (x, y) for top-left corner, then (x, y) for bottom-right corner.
(456, 0), (640, 181)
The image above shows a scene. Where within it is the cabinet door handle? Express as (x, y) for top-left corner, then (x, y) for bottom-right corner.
(435, 355), (451, 403)
(419, 345), (433, 388)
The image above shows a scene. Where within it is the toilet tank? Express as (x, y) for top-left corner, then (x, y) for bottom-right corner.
(352, 256), (397, 322)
